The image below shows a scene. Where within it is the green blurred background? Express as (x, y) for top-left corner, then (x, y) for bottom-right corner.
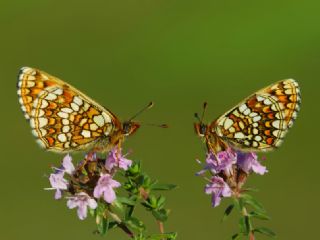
(0, 0), (318, 239)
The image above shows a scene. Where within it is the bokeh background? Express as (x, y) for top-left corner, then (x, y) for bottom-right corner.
(0, 0), (319, 239)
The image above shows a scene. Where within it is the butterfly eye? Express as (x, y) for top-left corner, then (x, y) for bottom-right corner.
(200, 124), (207, 135)
(194, 123), (206, 137)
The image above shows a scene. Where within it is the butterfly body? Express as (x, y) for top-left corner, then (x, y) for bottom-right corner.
(195, 79), (301, 153)
(17, 67), (139, 153)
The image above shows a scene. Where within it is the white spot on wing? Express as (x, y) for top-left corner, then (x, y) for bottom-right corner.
(36, 139), (47, 148)
(45, 93), (57, 101)
(57, 112), (69, 119)
(93, 115), (105, 127)
(38, 117), (48, 127)
(223, 118), (233, 130)
(62, 119), (70, 125)
(58, 133), (67, 142)
(61, 107), (73, 113)
(239, 104), (247, 113)
(102, 112), (112, 123)
(243, 108), (251, 115)
(73, 96), (83, 106)
(272, 120), (281, 129)
(234, 132), (246, 138)
(263, 98), (272, 105)
(253, 115), (261, 122)
(71, 102), (79, 111)
(62, 125), (70, 133)
(90, 123), (99, 131)
(254, 135), (262, 141)
(81, 130), (91, 138)
(53, 88), (63, 95)
(256, 96), (265, 102)
(40, 100), (49, 108)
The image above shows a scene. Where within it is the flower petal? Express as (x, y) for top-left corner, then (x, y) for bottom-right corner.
(88, 198), (98, 209)
(77, 204), (87, 220)
(62, 154), (75, 174)
(54, 189), (62, 199)
(103, 186), (116, 203)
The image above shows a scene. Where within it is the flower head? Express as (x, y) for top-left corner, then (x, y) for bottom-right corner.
(47, 171), (68, 199)
(199, 149), (237, 176)
(237, 151), (267, 175)
(67, 192), (97, 220)
(105, 148), (132, 171)
(93, 174), (121, 203)
(205, 176), (232, 207)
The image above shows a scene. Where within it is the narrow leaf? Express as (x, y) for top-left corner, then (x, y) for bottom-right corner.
(152, 209), (169, 222)
(222, 204), (235, 222)
(117, 196), (136, 206)
(151, 183), (177, 191)
(241, 194), (265, 213)
(254, 227), (276, 237)
(231, 233), (240, 239)
(249, 211), (270, 220)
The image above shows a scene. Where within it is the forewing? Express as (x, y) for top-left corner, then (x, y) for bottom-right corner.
(17, 67), (120, 152)
(214, 79), (301, 151)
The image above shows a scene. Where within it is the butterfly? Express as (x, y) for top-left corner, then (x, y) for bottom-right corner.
(194, 79), (301, 153)
(17, 67), (152, 153)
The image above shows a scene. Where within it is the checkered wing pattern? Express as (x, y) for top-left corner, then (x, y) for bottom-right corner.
(17, 67), (120, 152)
(213, 79), (301, 151)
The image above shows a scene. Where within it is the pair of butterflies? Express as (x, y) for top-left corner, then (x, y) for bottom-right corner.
(17, 67), (301, 154)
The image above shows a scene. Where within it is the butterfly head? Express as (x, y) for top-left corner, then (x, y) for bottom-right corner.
(122, 121), (140, 136)
(194, 122), (208, 137)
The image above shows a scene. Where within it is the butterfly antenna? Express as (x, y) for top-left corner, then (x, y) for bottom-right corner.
(194, 112), (201, 122)
(128, 101), (154, 121)
(200, 102), (208, 123)
(144, 123), (169, 128)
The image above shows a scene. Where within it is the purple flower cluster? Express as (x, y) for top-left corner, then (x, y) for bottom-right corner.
(45, 148), (132, 220)
(197, 148), (267, 207)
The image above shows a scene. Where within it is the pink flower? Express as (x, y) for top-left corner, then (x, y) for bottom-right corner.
(197, 149), (236, 176)
(237, 152), (268, 175)
(62, 154), (75, 175)
(67, 192), (97, 220)
(47, 172), (68, 199)
(93, 174), (121, 203)
(205, 176), (232, 207)
(105, 148), (132, 171)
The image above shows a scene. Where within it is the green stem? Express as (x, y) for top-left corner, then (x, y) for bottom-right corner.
(108, 210), (134, 238)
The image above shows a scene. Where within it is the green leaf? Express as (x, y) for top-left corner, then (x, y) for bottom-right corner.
(117, 196), (136, 206)
(150, 183), (177, 191)
(222, 204), (235, 222)
(96, 202), (106, 216)
(149, 195), (158, 208)
(254, 227), (276, 238)
(249, 211), (270, 220)
(125, 205), (135, 219)
(152, 209), (168, 222)
(126, 217), (145, 231)
(96, 216), (109, 235)
(112, 199), (124, 212)
(240, 194), (265, 213)
(157, 195), (166, 209)
(128, 161), (141, 175)
(233, 198), (244, 212)
(147, 232), (178, 240)
(239, 216), (250, 235)
(231, 233), (240, 239)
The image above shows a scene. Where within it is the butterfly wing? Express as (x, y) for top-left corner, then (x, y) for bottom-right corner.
(213, 79), (301, 151)
(17, 67), (121, 152)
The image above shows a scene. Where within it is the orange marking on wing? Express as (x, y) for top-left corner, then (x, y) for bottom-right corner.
(87, 107), (100, 118)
